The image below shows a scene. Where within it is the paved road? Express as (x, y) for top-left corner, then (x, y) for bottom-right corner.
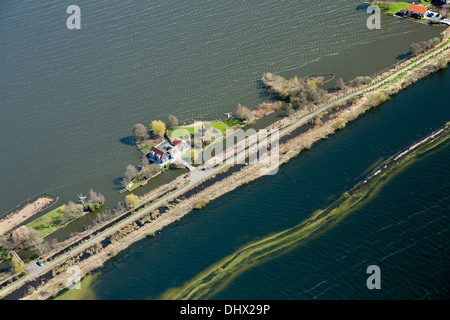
(1, 41), (448, 298)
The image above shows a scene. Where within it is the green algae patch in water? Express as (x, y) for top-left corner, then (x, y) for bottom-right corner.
(52, 271), (101, 300)
(160, 124), (450, 300)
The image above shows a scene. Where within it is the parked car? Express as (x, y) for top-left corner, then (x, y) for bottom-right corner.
(36, 260), (44, 267)
(202, 166), (210, 171)
(184, 173), (191, 178)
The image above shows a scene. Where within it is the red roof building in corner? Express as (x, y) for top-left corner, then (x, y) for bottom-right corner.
(407, 4), (428, 16)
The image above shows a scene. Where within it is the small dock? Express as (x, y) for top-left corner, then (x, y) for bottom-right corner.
(11, 251), (24, 266)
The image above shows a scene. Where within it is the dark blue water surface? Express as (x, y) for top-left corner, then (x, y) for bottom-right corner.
(57, 68), (450, 300)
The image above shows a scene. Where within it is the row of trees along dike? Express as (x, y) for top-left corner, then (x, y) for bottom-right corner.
(261, 34), (445, 113)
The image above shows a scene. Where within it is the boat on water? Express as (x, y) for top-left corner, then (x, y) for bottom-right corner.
(141, 180), (148, 186)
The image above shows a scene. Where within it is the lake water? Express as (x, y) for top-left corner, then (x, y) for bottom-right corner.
(1, 0), (449, 299)
(55, 67), (450, 300)
(0, 0), (443, 216)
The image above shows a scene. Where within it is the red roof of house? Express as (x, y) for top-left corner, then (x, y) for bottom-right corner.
(172, 139), (182, 146)
(150, 146), (165, 161)
(407, 4), (427, 15)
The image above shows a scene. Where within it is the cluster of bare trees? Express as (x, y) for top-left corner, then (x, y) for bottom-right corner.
(410, 37), (441, 57)
(254, 101), (283, 119)
(88, 208), (117, 230)
(261, 73), (326, 107)
(62, 189), (105, 221)
(285, 105), (295, 117)
(132, 123), (150, 141)
(167, 115), (179, 128)
(85, 189), (105, 212)
(0, 228), (50, 258)
(441, 5), (450, 18)
(236, 103), (252, 121)
(60, 201), (84, 224)
(122, 162), (161, 188)
(351, 76), (373, 87)
(122, 164), (139, 188)
(336, 77), (346, 90)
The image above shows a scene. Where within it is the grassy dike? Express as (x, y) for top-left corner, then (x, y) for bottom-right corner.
(159, 123), (450, 300)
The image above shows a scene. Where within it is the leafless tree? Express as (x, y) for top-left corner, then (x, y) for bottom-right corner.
(440, 5), (449, 18)
(113, 201), (127, 216)
(124, 164), (138, 181)
(285, 105), (294, 117)
(66, 201), (83, 215)
(28, 229), (49, 255)
(236, 103), (251, 121)
(336, 77), (346, 90)
(168, 115), (179, 128)
(137, 165), (161, 180)
(351, 76), (372, 87)
(61, 201), (83, 224)
(0, 235), (14, 251)
(132, 123), (150, 141)
(88, 189), (105, 205)
(141, 155), (150, 166)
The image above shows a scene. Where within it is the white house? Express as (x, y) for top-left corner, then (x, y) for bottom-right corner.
(147, 139), (189, 167)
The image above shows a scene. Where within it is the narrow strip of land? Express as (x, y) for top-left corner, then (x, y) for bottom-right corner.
(1, 35), (449, 299)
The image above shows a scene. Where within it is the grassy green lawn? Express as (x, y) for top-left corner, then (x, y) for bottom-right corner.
(127, 169), (165, 192)
(170, 119), (243, 137)
(127, 179), (146, 192)
(26, 205), (68, 236)
(211, 119), (243, 134)
(378, 2), (410, 14)
(169, 125), (198, 136)
(26, 202), (102, 236)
